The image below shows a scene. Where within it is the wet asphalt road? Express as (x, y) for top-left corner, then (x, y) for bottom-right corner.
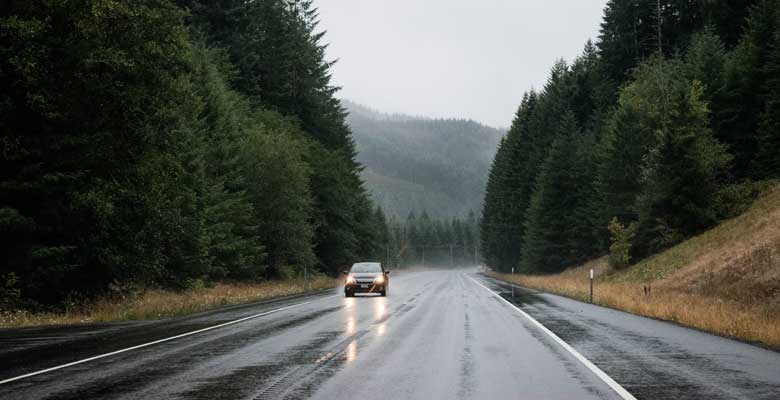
(1, 269), (779, 399)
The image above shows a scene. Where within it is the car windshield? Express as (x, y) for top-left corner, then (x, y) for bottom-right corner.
(350, 262), (382, 273)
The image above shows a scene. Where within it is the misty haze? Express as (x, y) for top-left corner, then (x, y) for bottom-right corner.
(1, 1), (779, 400)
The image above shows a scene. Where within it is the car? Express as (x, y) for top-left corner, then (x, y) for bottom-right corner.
(344, 262), (390, 297)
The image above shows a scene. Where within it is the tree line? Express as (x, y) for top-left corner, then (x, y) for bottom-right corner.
(375, 210), (480, 269)
(0, 0), (388, 307)
(481, 0), (780, 274)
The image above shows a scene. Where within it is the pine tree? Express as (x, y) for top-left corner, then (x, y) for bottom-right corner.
(598, 0), (661, 86)
(480, 135), (512, 270)
(242, 111), (316, 274)
(568, 131), (602, 260)
(520, 112), (583, 273)
(0, 0), (199, 301)
(719, 1), (780, 178)
(189, 42), (266, 279)
(753, 12), (780, 179)
(595, 100), (652, 231)
(372, 207), (390, 264)
(182, 0), (379, 275)
(630, 58), (732, 253)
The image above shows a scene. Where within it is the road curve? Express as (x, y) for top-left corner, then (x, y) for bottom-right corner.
(0, 269), (778, 399)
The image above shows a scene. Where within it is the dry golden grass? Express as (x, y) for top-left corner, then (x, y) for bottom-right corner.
(488, 184), (780, 349)
(0, 277), (339, 329)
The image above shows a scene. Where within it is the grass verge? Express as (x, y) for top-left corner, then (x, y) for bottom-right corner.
(487, 184), (780, 349)
(487, 265), (780, 349)
(0, 277), (339, 329)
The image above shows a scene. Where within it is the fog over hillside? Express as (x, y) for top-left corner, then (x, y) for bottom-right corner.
(344, 100), (504, 219)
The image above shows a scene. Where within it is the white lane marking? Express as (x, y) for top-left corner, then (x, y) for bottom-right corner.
(468, 276), (637, 400)
(0, 294), (339, 385)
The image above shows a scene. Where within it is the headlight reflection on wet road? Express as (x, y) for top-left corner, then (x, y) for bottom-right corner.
(345, 340), (358, 363)
(374, 298), (387, 319)
(375, 297), (388, 336)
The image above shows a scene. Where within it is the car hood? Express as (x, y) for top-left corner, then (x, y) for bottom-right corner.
(351, 273), (381, 279)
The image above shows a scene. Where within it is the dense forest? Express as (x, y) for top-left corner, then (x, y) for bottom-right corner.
(345, 100), (503, 219)
(0, 0), (394, 307)
(481, 0), (780, 273)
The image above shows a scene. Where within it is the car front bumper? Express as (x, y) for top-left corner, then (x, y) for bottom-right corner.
(346, 283), (386, 293)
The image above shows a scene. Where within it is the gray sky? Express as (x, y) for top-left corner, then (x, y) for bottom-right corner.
(316, 0), (608, 128)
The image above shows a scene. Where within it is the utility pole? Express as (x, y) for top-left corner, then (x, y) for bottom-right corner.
(450, 244), (454, 268)
(422, 246), (425, 268)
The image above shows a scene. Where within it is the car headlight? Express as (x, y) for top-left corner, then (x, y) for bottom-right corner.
(374, 275), (385, 284)
(346, 275), (356, 285)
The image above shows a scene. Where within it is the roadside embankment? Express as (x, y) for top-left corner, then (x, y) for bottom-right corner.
(0, 277), (339, 329)
(488, 184), (780, 348)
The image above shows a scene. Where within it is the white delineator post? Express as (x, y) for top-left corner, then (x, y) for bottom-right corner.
(589, 268), (594, 304)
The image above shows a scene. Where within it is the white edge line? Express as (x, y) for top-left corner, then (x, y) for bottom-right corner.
(468, 275), (637, 400)
(0, 294), (339, 385)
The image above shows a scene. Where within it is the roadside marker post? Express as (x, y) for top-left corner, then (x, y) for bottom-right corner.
(589, 269), (594, 304)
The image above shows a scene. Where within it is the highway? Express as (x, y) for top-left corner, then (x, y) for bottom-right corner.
(1, 270), (779, 399)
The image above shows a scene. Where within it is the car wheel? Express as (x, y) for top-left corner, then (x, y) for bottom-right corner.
(345, 290), (353, 297)
(380, 289), (386, 297)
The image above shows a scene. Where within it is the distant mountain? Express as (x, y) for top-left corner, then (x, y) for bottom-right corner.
(343, 100), (505, 219)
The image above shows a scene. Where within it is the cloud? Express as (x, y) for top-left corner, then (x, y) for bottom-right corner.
(316, 0), (607, 128)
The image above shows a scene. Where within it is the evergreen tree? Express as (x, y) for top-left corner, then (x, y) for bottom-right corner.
(520, 112), (585, 273)
(718, 1), (780, 178)
(242, 111), (316, 274)
(480, 0), (771, 276)
(480, 135), (512, 270)
(597, 0), (755, 92)
(753, 12), (780, 178)
(181, 0), (380, 274)
(465, 209), (479, 265)
(630, 58), (732, 253)
(372, 206), (390, 264)
(595, 92), (655, 231)
(568, 131), (602, 260)
(189, 42), (266, 279)
(0, 0), (199, 301)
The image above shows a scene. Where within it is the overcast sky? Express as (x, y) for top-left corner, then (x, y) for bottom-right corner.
(316, 0), (608, 128)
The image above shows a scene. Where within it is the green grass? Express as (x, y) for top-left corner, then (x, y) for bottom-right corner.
(613, 183), (780, 283)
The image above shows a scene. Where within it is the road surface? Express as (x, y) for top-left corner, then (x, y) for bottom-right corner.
(1, 270), (779, 399)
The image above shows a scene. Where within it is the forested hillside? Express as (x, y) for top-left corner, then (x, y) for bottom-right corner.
(345, 100), (504, 219)
(0, 0), (390, 308)
(481, 0), (780, 273)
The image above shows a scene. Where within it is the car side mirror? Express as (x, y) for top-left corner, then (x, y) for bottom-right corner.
(385, 271), (391, 275)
